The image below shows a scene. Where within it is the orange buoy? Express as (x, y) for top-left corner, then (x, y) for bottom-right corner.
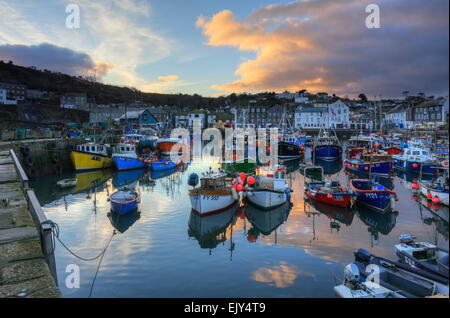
(427, 192), (432, 199)
(432, 196), (441, 204)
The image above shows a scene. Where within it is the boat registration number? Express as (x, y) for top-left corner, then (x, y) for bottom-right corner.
(365, 193), (378, 199)
(91, 156), (101, 161)
(203, 195), (219, 200)
(333, 196), (343, 201)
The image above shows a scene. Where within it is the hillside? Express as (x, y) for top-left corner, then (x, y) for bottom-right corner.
(0, 61), (226, 108)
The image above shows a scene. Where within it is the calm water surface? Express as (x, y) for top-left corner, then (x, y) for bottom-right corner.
(33, 146), (448, 298)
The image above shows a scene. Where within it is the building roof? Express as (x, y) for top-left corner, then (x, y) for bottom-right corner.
(118, 109), (147, 119)
(296, 107), (327, 113)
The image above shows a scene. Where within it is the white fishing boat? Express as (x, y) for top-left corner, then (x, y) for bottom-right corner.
(418, 174), (449, 206)
(188, 171), (237, 215)
(395, 234), (449, 280)
(245, 165), (292, 210)
(56, 178), (77, 189)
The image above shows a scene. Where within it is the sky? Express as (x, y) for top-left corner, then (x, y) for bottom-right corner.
(0, 0), (448, 98)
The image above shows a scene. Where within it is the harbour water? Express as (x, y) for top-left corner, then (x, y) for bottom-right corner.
(32, 146), (448, 298)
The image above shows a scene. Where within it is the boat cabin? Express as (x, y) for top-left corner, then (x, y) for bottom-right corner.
(114, 144), (137, 155)
(200, 173), (227, 190)
(402, 148), (434, 162)
(361, 152), (392, 163)
(76, 143), (109, 156)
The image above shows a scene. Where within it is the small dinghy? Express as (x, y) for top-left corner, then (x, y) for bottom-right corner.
(350, 179), (397, 213)
(335, 248), (449, 298)
(109, 188), (140, 215)
(305, 181), (352, 207)
(334, 263), (405, 298)
(149, 159), (183, 171)
(57, 178), (77, 189)
(395, 234), (449, 280)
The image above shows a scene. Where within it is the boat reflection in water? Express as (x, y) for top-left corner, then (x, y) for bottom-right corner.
(73, 169), (113, 194)
(188, 203), (238, 253)
(150, 164), (183, 180)
(305, 198), (354, 232)
(107, 210), (141, 234)
(414, 195), (449, 240)
(112, 168), (146, 189)
(244, 201), (292, 242)
(395, 169), (434, 185)
(280, 158), (302, 174)
(354, 202), (398, 245)
(314, 158), (342, 175)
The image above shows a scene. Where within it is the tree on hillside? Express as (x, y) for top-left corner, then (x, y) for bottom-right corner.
(358, 93), (368, 102)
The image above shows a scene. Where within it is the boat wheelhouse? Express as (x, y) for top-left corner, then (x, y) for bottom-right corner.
(70, 143), (113, 171)
(392, 147), (439, 175)
(112, 143), (145, 171)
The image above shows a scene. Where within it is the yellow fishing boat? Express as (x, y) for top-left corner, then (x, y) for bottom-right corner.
(70, 143), (113, 171)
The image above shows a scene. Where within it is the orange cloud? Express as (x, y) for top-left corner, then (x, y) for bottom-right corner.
(157, 74), (180, 82)
(197, 1), (449, 98)
(94, 61), (114, 77)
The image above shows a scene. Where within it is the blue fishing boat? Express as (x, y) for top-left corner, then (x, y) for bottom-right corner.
(350, 179), (397, 213)
(344, 152), (393, 176)
(112, 143), (145, 171)
(149, 159), (183, 171)
(392, 147), (439, 175)
(313, 127), (342, 161)
(109, 188), (140, 215)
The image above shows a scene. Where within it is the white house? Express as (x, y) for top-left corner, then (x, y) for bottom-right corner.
(275, 91), (294, 100)
(443, 99), (449, 124)
(188, 111), (207, 128)
(0, 88), (17, 105)
(293, 92), (309, 103)
(295, 107), (328, 129)
(294, 100), (350, 129)
(328, 100), (350, 128)
(383, 106), (407, 129)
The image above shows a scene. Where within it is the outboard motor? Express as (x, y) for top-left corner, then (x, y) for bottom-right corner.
(188, 173), (199, 187)
(344, 263), (360, 288)
(399, 234), (415, 245)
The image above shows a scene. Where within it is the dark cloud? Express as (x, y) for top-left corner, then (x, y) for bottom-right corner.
(0, 42), (113, 77)
(199, 0), (449, 98)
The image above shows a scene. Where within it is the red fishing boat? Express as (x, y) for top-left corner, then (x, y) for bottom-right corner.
(305, 181), (353, 207)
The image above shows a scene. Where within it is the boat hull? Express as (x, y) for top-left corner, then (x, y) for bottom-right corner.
(350, 179), (395, 213)
(189, 189), (237, 215)
(157, 141), (186, 156)
(419, 183), (449, 206)
(392, 158), (438, 175)
(305, 187), (352, 207)
(345, 160), (392, 176)
(314, 145), (342, 161)
(149, 160), (182, 171)
(113, 156), (145, 171)
(384, 147), (403, 156)
(278, 141), (303, 161)
(246, 189), (288, 210)
(111, 200), (138, 215)
(70, 151), (113, 171)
